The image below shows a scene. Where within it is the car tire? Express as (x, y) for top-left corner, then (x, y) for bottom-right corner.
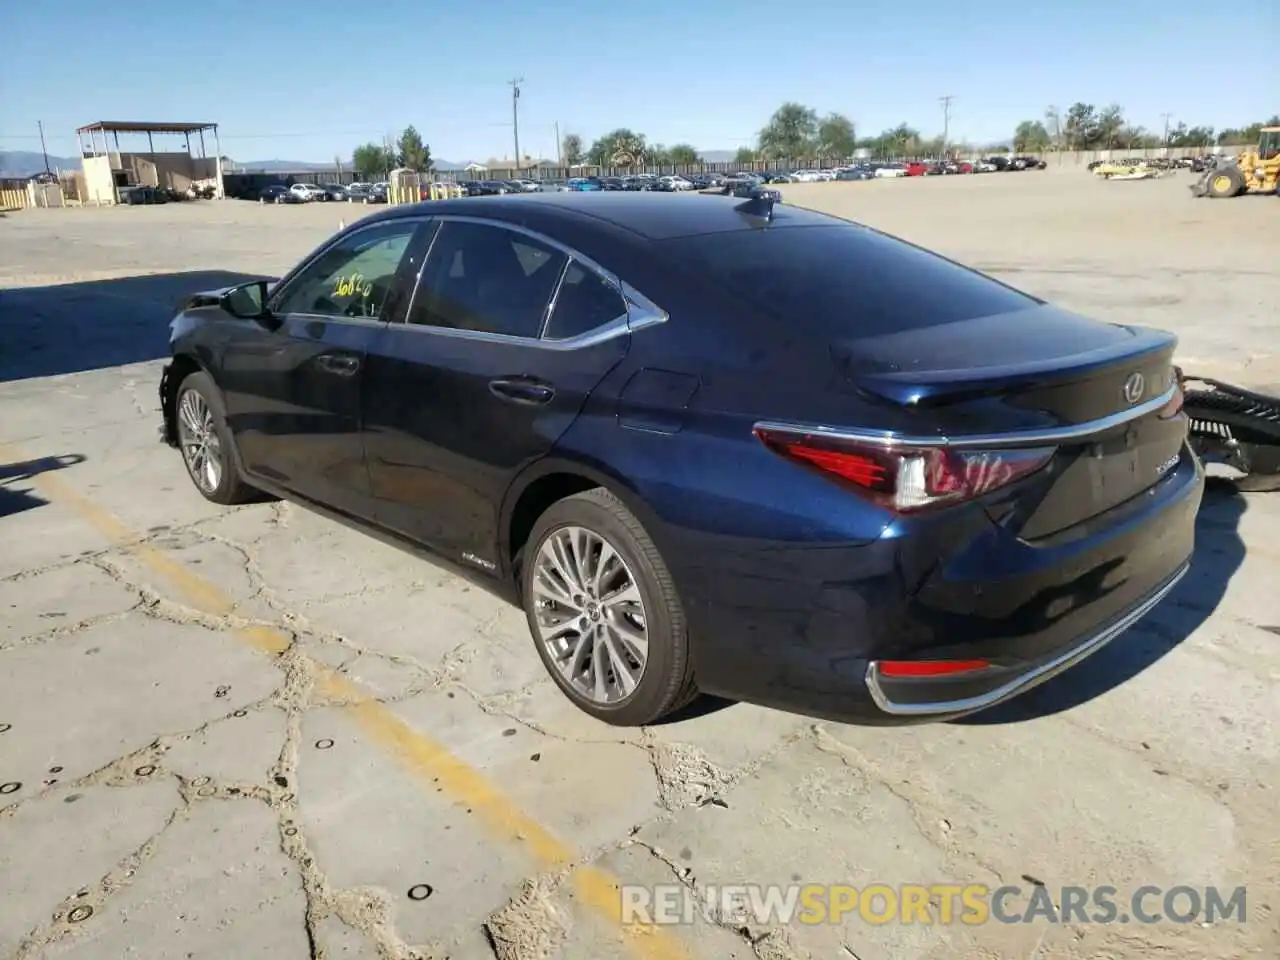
(521, 487), (699, 726)
(174, 371), (258, 506)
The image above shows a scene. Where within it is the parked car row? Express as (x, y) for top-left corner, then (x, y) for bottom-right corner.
(458, 173), (714, 195)
(258, 182), (390, 205)
(254, 154), (1058, 210)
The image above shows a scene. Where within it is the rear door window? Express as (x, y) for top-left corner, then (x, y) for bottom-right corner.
(662, 225), (1039, 337)
(544, 261), (628, 340)
(409, 221), (567, 338)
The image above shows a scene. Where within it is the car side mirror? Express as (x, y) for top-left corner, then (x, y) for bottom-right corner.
(220, 280), (278, 328)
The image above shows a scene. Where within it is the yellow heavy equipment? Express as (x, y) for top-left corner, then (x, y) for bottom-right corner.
(1190, 125), (1280, 197)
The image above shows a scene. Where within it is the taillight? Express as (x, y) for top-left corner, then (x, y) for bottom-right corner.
(754, 428), (1055, 514)
(1159, 378), (1184, 419)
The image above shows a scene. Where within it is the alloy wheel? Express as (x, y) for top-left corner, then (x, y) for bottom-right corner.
(531, 525), (649, 704)
(177, 388), (223, 494)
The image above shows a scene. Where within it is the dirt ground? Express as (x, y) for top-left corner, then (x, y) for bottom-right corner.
(1, 171), (1278, 960)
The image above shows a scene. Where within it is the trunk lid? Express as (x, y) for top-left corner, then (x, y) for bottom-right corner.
(833, 306), (1186, 539)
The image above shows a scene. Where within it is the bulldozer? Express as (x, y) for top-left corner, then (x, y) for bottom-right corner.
(1190, 125), (1280, 197)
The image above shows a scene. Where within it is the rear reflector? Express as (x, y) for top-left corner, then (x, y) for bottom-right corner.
(876, 659), (992, 678)
(754, 428), (1055, 513)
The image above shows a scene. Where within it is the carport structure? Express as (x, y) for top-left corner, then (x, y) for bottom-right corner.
(75, 120), (225, 204)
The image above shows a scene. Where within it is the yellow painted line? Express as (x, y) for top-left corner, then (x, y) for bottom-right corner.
(11, 452), (689, 960)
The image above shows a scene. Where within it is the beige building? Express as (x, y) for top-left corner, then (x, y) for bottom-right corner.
(76, 120), (224, 204)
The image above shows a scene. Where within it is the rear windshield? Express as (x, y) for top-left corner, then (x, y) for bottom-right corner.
(662, 225), (1038, 337)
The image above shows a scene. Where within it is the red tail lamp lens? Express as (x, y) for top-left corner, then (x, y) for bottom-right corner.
(877, 659), (992, 678)
(754, 428), (1054, 513)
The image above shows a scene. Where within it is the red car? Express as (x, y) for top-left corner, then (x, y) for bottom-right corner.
(904, 161), (929, 176)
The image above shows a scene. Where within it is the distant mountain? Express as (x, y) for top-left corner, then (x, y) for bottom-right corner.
(0, 150), (80, 177)
(698, 150), (737, 163)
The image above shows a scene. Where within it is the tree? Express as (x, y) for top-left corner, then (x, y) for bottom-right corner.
(352, 142), (394, 180)
(587, 129), (648, 167)
(1095, 104), (1125, 149)
(1216, 117), (1277, 146)
(398, 125), (432, 172)
(648, 144), (671, 166)
(861, 123), (920, 158)
(816, 113), (857, 159)
(1013, 120), (1051, 152)
(561, 132), (584, 166)
(1117, 124), (1156, 149)
(757, 102), (818, 159)
(667, 143), (700, 165)
(1063, 103), (1099, 149)
(1044, 105), (1063, 151)
(733, 146), (756, 165)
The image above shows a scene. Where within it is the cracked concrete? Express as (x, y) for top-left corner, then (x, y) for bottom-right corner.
(3, 178), (1279, 959)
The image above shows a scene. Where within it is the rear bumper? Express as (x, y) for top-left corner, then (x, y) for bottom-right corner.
(681, 449), (1203, 724)
(864, 560), (1188, 717)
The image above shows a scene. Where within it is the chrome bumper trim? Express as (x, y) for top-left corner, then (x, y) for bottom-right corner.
(865, 561), (1191, 717)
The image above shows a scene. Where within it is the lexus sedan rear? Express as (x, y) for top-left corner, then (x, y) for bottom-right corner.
(159, 193), (1202, 726)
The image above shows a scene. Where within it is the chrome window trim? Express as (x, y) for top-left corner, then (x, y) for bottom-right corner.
(398, 214), (668, 350)
(753, 383), (1179, 451)
(267, 215), (434, 320)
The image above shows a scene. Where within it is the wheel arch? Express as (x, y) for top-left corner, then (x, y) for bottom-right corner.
(500, 456), (672, 590)
(160, 352), (206, 445)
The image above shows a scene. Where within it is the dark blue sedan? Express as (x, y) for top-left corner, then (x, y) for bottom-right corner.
(157, 192), (1202, 726)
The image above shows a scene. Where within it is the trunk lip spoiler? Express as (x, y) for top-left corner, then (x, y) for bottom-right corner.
(753, 382), (1179, 451)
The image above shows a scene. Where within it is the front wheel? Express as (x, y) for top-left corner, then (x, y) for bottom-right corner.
(174, 371), (257, 505)
(521, 488), (698, 726)
(1206, 166), (1244, 198)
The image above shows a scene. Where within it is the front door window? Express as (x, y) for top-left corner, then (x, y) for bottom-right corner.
(271, 220), (421, 320)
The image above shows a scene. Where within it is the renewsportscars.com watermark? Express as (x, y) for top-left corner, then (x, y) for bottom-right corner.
(621, 884), (1248, 927)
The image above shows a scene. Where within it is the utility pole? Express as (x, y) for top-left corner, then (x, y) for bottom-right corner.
(939, 95), (955, 155)
(37, 120), (51, 173)
(554, 121), (561, 166)
(509, 77), (524, 169)
(1160, 113), (1173, 153)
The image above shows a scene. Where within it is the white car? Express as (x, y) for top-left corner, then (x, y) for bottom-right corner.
(289, 183), (326, 202)
(972, 161), (997, 173)
(659, 175), (695, 191)
(790, 169), (824, 182)
(874, 164), (907, 178)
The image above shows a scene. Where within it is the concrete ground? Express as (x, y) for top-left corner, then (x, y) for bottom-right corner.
(1, 171), (1278, 960)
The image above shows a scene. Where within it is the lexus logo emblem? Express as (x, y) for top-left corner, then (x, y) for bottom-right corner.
(1122, 372), (1145, 405)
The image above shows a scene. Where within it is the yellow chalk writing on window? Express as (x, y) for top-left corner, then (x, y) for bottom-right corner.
(333, 273), (373, 299)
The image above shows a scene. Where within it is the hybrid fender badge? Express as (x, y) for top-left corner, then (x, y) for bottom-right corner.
(462, 552), (497, 572)
(1123, 372), (1145, 405)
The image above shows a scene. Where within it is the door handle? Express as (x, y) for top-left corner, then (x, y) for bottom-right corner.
(316, 354), (361, 377)
(489, 377), (555, 405)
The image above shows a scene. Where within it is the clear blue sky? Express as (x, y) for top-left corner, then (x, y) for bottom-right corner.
(1, 0), (1274, 163)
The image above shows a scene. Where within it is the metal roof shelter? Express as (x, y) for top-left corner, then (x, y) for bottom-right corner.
(76, 120), (221, 159)
(75, 120), (225, 201)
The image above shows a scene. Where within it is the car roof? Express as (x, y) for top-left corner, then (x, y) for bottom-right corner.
(366, 191), (839, 241)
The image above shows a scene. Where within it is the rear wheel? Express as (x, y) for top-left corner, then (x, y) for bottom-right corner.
(175, 372), (257, 505)
(1207, 166), (1244, 198)
(521, 488), (698, 726)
